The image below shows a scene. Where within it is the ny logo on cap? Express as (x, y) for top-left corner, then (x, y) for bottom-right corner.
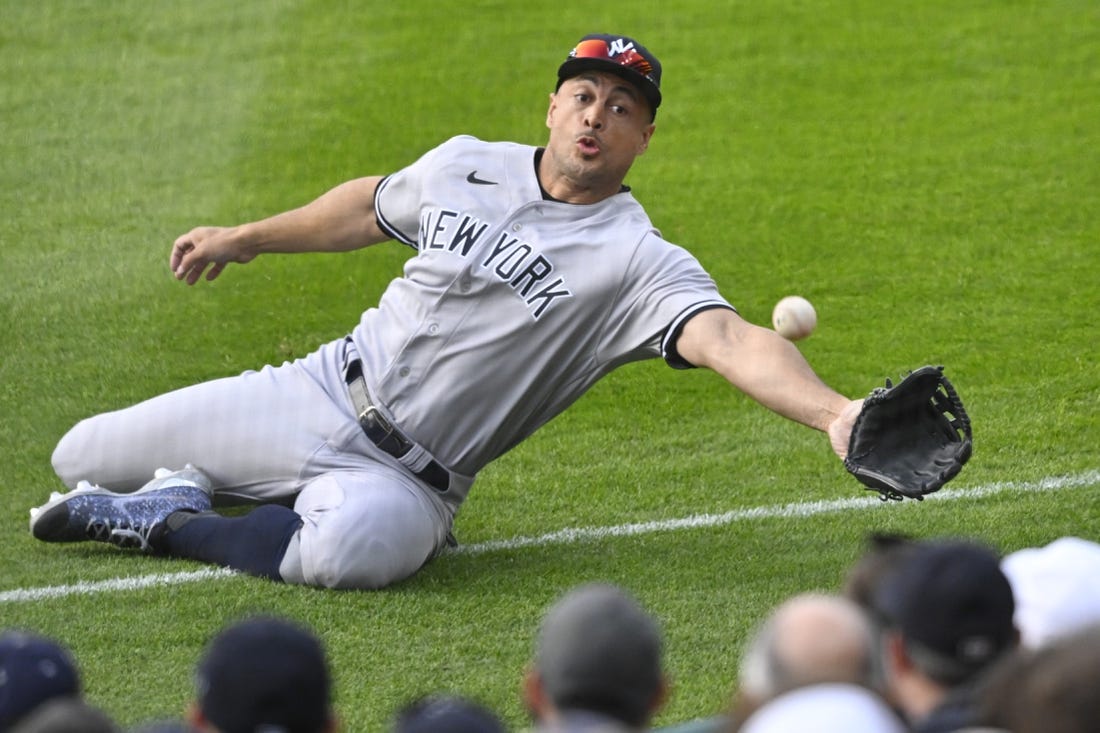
(608, 38), (635, 56)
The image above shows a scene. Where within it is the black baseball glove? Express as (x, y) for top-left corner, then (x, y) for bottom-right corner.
(844, 365), (972, 501)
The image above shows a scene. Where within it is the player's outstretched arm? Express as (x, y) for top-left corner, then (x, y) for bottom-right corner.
(171, 176), (389, 285)
(676, 308), (862, 459)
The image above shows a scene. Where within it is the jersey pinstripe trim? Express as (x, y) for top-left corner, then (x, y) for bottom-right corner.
(373, 175), (419, 249)
(661, 301), (738, 369)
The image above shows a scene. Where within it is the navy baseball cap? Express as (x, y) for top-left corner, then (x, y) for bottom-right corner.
(195, 616), (331, 733)
(874, 540), (1017, 683)
(0, 631), (81, 730)
(392, 695), (506, 733)
(557, 34), (662, 115)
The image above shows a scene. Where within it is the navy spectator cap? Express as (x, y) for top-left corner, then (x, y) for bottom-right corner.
(196, 616), (330, 733)
(0, 631), (81, 730)
(392, 695), (507, 733)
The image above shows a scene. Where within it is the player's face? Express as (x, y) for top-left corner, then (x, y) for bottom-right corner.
(542, 72), (656, 203)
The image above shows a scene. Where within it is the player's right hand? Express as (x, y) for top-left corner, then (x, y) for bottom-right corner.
(171, 226), (255, 285)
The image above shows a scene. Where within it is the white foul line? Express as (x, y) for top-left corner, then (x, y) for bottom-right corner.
(2, 470), (1097, 603)
(0, 567), (237, 604)
(453, 469), (1100, 555)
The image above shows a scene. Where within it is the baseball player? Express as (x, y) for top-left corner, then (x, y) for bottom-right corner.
(30, 33), (864, 589)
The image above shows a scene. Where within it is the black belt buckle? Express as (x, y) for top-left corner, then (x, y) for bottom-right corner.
(346, 358), (450, 493)
(359, 406), (413, 458)
(360, 404), (394, 440)
(363, 412), (449, 493)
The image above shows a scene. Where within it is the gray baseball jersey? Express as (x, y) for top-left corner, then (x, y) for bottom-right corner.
(50, 134), (734, 588)
(360, 134), (732, 477)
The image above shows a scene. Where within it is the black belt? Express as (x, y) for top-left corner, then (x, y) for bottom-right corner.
(344, 360), (450, 493)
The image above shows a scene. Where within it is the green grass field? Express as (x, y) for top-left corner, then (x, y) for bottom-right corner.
(2, 1), (1098, 730)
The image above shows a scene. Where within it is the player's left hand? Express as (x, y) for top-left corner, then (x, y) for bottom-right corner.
(827, 399), (864, 459)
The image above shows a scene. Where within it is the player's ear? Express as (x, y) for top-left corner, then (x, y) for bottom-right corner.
(637, 122), (656, 154)
(546, 91), (558, 129)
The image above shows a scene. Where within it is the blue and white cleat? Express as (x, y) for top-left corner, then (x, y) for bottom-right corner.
(29, 465), (213, 552)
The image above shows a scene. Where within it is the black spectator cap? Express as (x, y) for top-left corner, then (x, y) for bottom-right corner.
(875, 540), (1017, 683)
(196, 617), (330, 733)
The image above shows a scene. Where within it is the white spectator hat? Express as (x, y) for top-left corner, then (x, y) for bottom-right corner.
(740, 684), (905, 733)
(1002, 536), (1100, 649)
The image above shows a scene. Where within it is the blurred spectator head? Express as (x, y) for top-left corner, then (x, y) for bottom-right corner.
(979, 622), (1100, 733)
(0, 631), (81, 731)
(525, 583), (666, 728)
(190, 616), (333, 733)
(739, 683), (905, 733)
(735, 592), (877, 720)
(1001, 537), (1100, 649)
(9, 698), (117, 733)
(874, 539), (1017, 687)
(391, 695), (505, 733)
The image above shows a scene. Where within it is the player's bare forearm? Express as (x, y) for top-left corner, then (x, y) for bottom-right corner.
(678, 309), (859, 454)
(171, 176), (388, 284)
(237, 176), (389, 254)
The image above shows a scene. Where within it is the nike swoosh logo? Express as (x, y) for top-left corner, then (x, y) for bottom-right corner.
(466, 170), (498, 185)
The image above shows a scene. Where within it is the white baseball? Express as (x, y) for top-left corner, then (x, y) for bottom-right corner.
(772, 295), (817, 341)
